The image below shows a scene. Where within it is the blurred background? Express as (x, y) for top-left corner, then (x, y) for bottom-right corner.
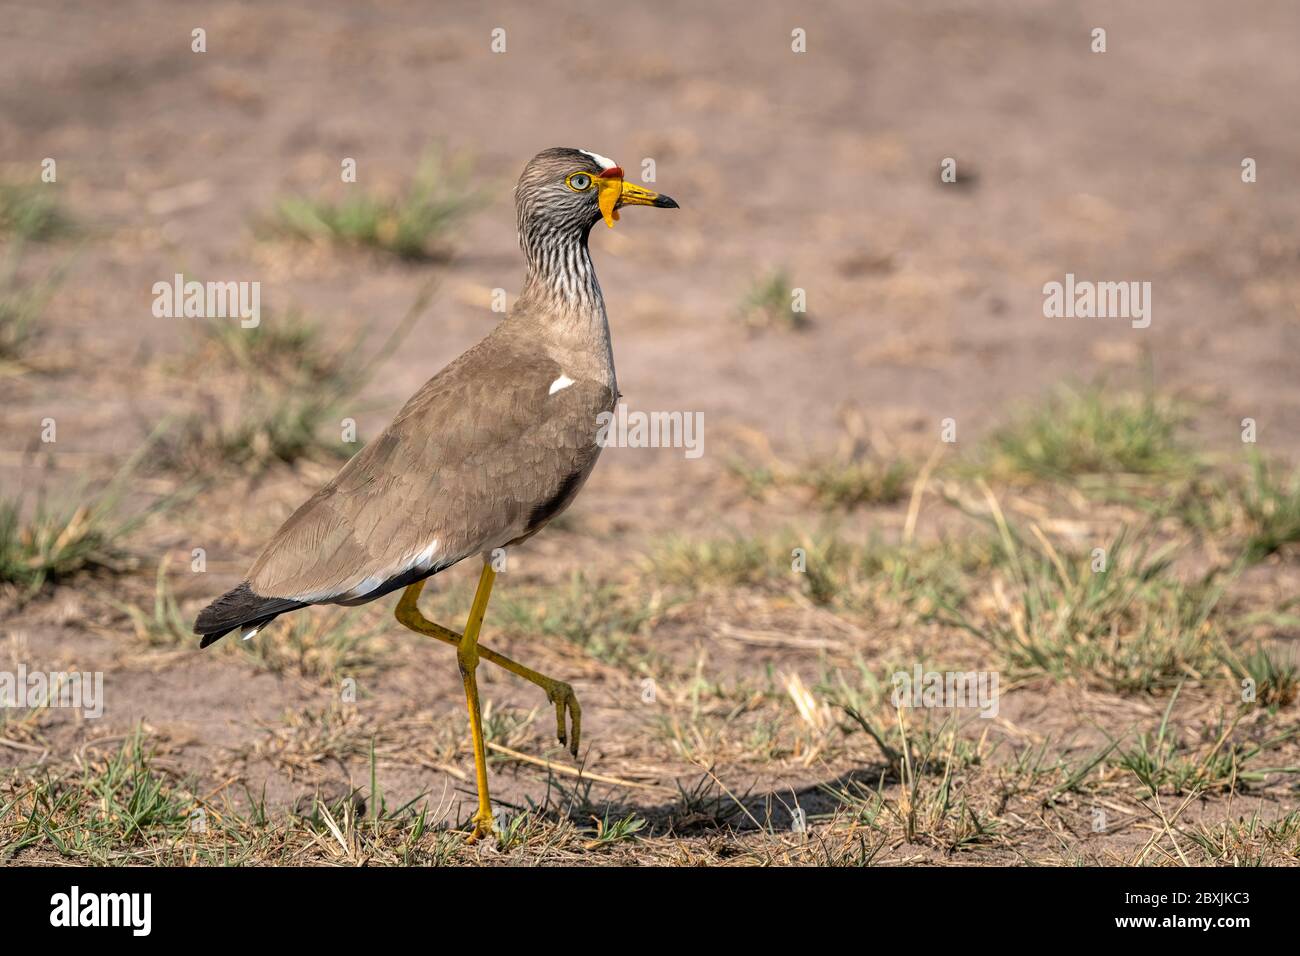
(1, 1), (1298, 865)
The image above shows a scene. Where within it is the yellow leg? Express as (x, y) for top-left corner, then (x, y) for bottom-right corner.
(394, 565), (583, 841)
(395, 578), (581, 756)
(457, 561), (496, 842)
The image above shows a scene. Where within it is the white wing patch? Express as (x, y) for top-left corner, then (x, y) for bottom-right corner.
(578, 149), (617, 171)
(548, 374), (576, 395)
(294, 539), (443, 605)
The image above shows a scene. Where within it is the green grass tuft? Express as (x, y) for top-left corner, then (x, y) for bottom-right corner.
(157, 290), (424, 474)
(236, 607), (392, 681)
(984, 383), (1191, 481)
(648, 534), (783, 589)
(0, 491), (133, 593)
(497, 573), (661, 668)
(266, 151), (479, 260)
(1173, 452), (1300, 564)
(1185, 808), (1300, 865)
(804, 458), (911, 509)
(1112, 690), (1300, 798)
(0, 181), (72, 242)
(0, 246), (64, 365)
(1225, 644), (1298, 711)
(1, 730), (194, 863)
(736, 269), (809, 332)
(584, 810), (647, 847)
(728, 453), (912, 510)
(1239, 452), (1300, 563)
(112, 559), (193, 647)
(649, 529), (982, 618)
(957, 519), (1230, 693)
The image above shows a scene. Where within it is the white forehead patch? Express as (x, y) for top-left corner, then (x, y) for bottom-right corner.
(578, 149), (618, 171)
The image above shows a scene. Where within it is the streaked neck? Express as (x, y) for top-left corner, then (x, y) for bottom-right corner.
(516, 223), (615, 383)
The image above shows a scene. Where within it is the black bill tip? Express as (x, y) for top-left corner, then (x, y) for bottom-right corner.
(652, 194), (680, 209)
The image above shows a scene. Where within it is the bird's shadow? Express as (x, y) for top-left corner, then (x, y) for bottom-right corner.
(486, 760), (896, 839)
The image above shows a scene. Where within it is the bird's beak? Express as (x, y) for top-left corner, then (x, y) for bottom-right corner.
(597, 172), (679, 228)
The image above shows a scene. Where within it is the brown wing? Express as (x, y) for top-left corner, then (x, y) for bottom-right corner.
(245, 327), (612, 603)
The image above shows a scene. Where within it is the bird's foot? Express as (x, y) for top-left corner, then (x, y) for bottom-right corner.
(465, 808), (497, 845)
(543, 679), (582, 757)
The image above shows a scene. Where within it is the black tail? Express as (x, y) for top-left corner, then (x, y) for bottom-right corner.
(194, 581), (307, 648)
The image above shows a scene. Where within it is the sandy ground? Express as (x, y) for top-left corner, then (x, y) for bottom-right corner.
(1, 0), (1299, 865)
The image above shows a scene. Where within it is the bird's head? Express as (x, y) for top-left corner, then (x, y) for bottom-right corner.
(515, 147), (679, 239)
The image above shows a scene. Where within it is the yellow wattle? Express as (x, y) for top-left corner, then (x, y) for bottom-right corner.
(598, 180), (622, 227)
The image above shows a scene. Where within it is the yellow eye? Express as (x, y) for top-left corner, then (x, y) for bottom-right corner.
(566, 172), (593, 191)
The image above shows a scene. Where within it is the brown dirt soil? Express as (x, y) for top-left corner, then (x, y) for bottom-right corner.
(1, 0), (1299, 866)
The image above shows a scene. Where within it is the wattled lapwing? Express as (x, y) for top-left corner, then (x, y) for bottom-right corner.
(195, 148), (678, 840)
